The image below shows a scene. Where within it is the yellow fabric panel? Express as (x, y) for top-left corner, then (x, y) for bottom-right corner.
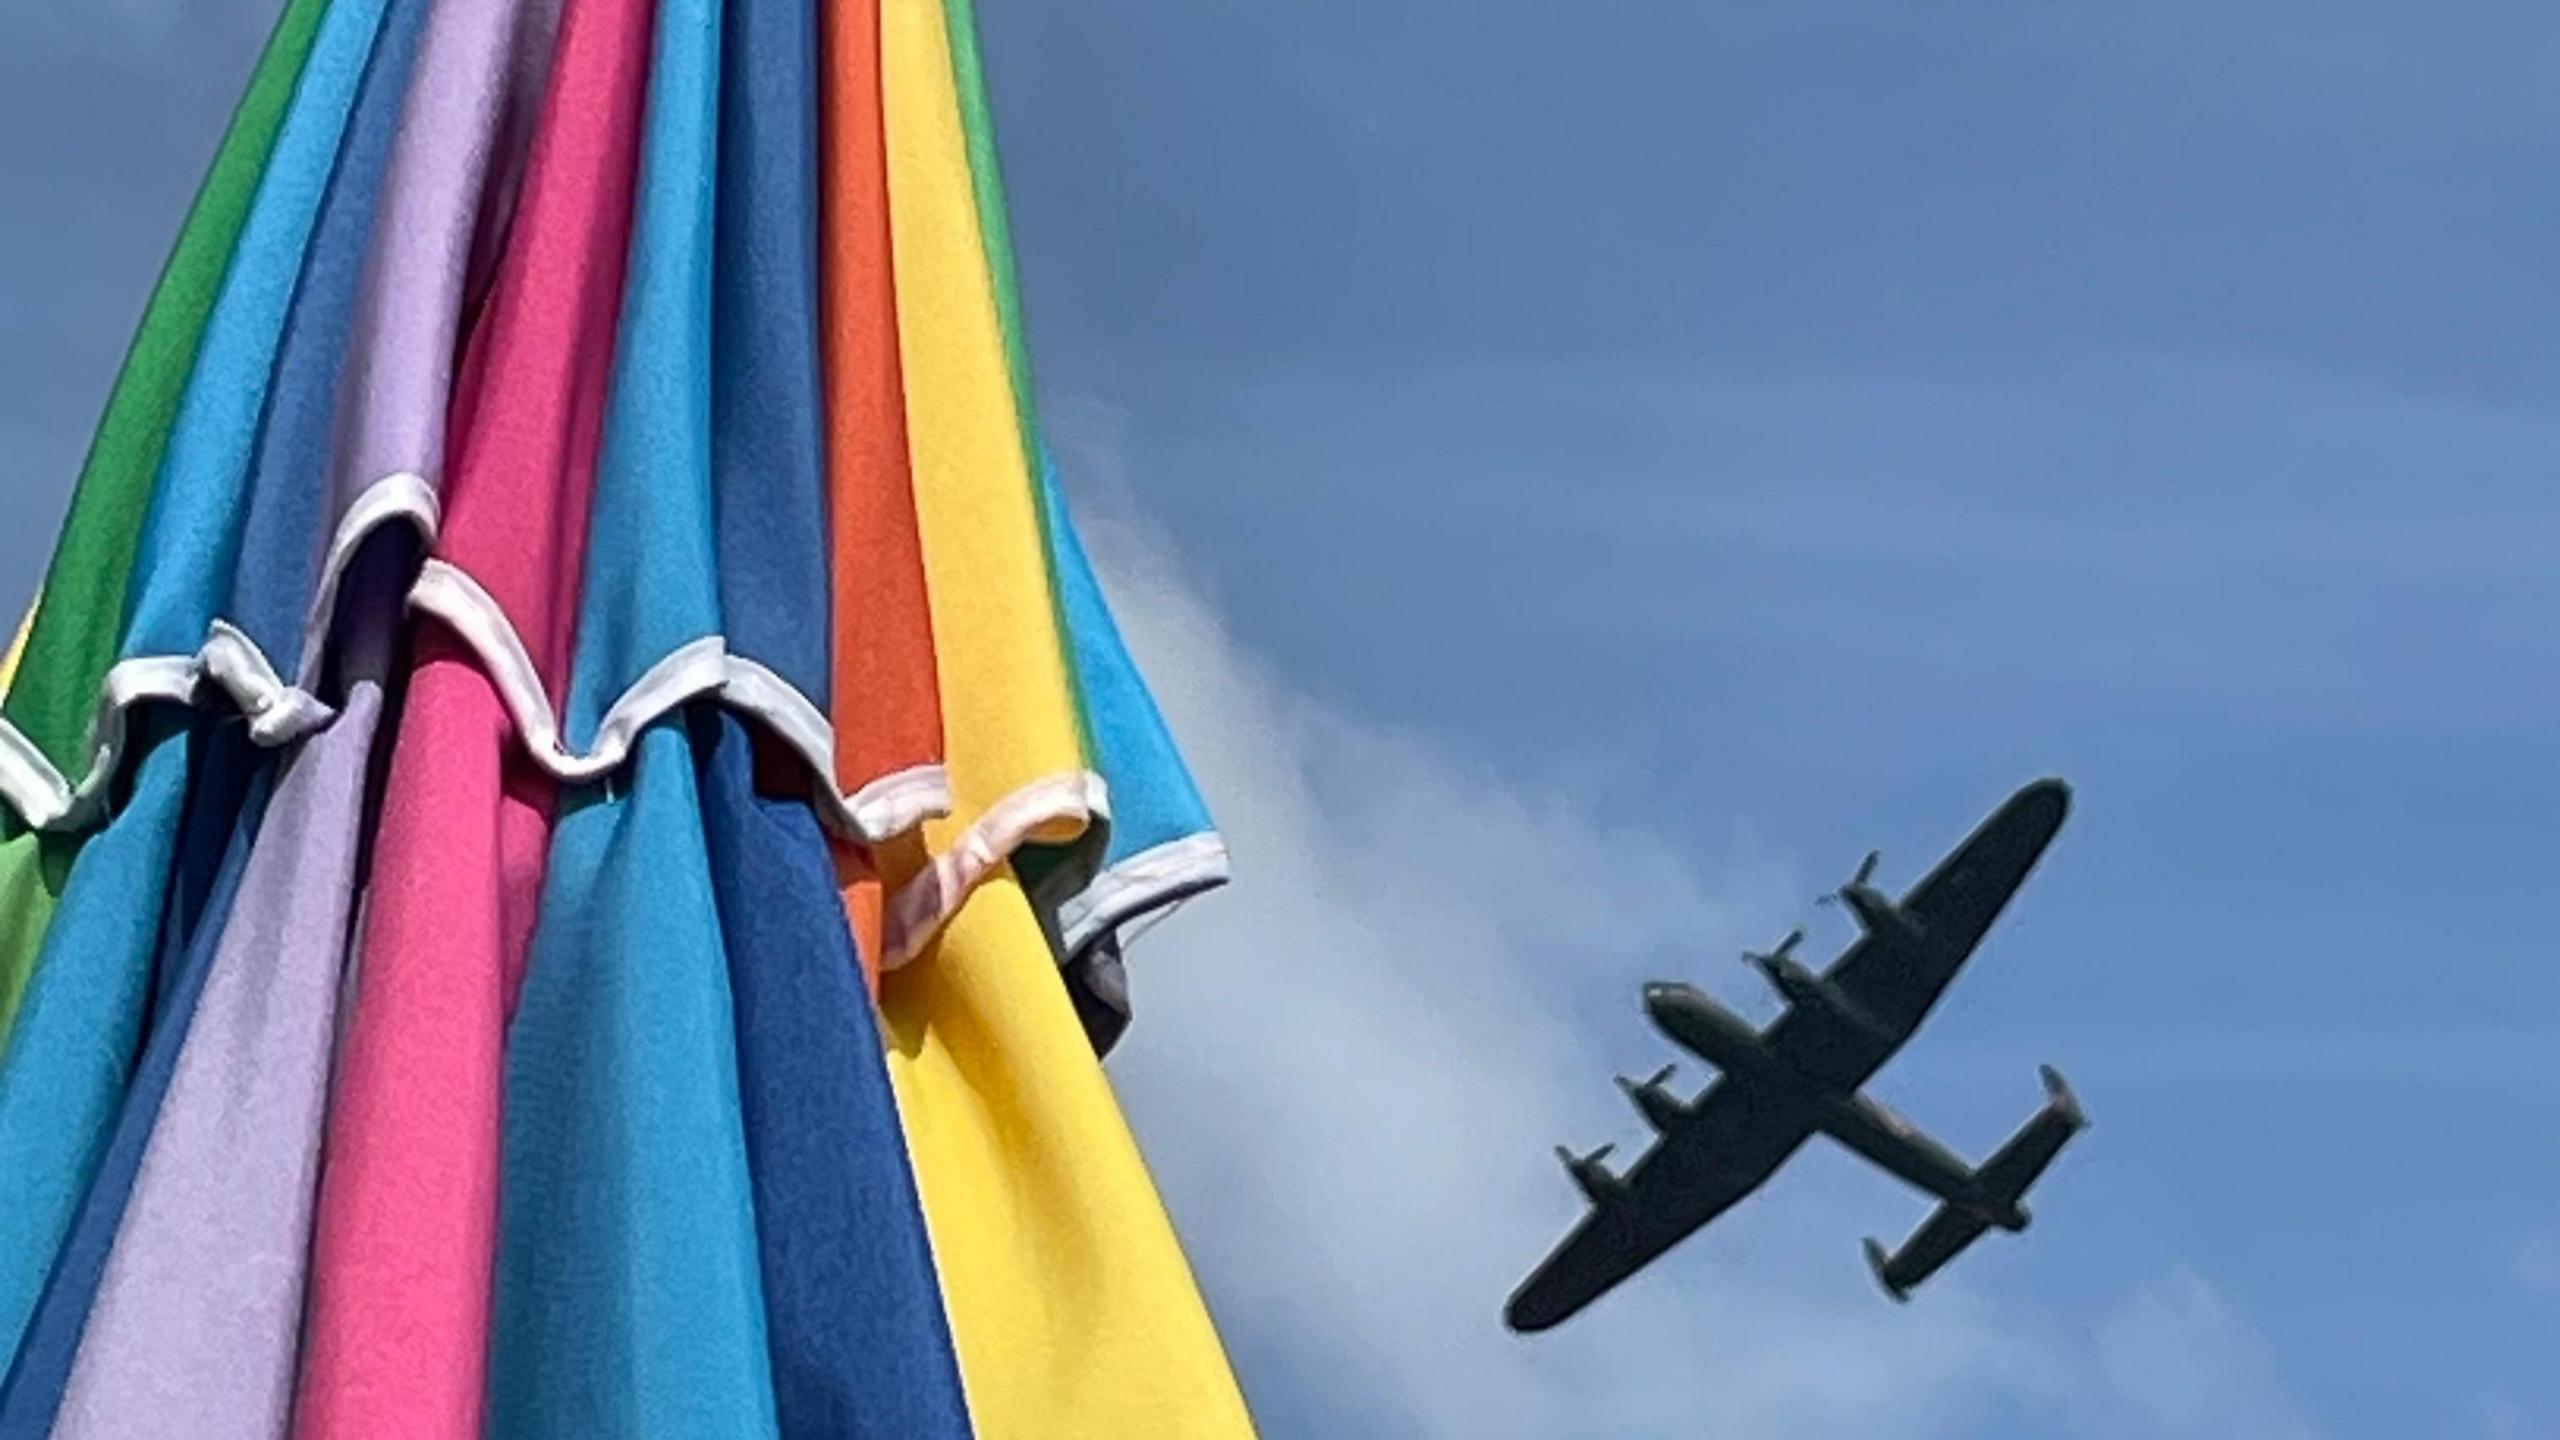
(0, 833), (71, 1047)
(0, 595), (56, 1042)
(880, 0), (1093, 958)
(876, 10), (1250, 1429)
(881, 868), (1256, 1438)
(0, 597), (35, 700)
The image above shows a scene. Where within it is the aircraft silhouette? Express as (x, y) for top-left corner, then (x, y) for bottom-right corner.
(1508, 778), (2087, 1331)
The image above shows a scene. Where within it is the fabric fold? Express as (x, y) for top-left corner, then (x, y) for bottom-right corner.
(404, 559), (944, 842)
(0, 0), (395, 1372)
(819, 0), (947, 844)
(876, 0), (1101, 968)
(47, 555), (405, 1440)
(935, 0), (1227, 1050)
(701, 0), (974, 1423)
(881, 870), (1258, 1437)
(0, 0), (330, 832)
(293, 0), (652, 1428)
(485, 0), (779, 1432)
(0, 0), (433, 1423)
(861, 13), (1253, 1432)
(0, 0), (329, 1050)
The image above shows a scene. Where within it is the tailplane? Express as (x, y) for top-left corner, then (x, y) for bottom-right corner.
(1863, 1065), (2088, 1301)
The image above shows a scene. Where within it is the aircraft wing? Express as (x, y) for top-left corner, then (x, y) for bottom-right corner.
(1505, 1075), (1818, 1332)
(1767, 778), (2071, 1092)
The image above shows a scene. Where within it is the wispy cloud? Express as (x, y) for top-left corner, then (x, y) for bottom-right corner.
(2079, 1268), (2325, 1440)
(2516, 1227), (2560, 1304)
(1082, 472), (2323, 1437)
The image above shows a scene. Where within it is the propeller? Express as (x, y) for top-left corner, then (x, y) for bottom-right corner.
(1741, 928), (1805, 971)
(1615, 1063), (1676, 1096)
(1817, 850), (1882, 907)
(1554, 1142), (1616, 1170)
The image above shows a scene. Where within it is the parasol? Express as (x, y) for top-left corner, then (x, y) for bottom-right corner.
(0, 0), (1251, 1434)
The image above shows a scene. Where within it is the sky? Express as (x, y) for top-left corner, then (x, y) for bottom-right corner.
(2, 3), (2555, 1437)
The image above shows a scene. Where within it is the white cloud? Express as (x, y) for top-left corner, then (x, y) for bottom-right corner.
(1075, 470), (2325, 1438)
(2516, 1227), (2560, 1304)
(2078, 1268), (2323, 1440)
(2477, 1392), (2536, 1440)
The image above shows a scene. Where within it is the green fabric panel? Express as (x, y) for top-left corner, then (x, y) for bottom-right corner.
(938, 0), (1096, 752)
(939, 0), (1038, 474)
(0, 0), (330, 1051)
(0, 834), (76, 1058)
(1, 0), (334, 774)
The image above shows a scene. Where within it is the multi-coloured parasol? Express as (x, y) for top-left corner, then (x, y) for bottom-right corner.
(0, 0), (1249, 1434)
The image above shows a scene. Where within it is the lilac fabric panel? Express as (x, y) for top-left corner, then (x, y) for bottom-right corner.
(47, 597), (397, 1440)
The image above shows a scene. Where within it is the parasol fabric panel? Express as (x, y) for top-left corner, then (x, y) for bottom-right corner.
(283, 0), (571, 689)
(292, 0), (654, 1427)
(877, 0), (1102, 969)
(0, 0), (329, 1049)
(882, 871), (1259, 1438)
(45, 565), (403, 1440)
(0, 0), (396, 1369)
(0, 604), (31, 699)
(0, 736), (274, 1437)
(937, 0), (1228, 1051)
(0, 0), (433, 1421)
(699, 716), (977, 1440)
(0, 0), (331, 831)
(704, 0), (974, 1420)
(492, 729), (778, 1439)
(0, 718), (194, 1366)
(818, 0), (950, 854)
(483, 0), (780, 1431)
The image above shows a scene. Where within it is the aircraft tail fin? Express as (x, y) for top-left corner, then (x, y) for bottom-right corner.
(1981, 1066), (2088, 1202)
(1862, 1236), (1910, 1303)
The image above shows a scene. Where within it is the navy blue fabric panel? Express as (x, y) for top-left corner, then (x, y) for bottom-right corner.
(0, 734), (275, 1436)
(692, 712), (972, 1440)
(150, 725), (267, 1021)
(709, 0), (830, 702)
(226, 0), (436, 671)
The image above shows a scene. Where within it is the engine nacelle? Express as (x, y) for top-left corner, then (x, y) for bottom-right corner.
(1839, 887), (1925, 949)
(1824, 850), (1927, 948)
(1753, 953), (1894, 1045)
(1555, 1144), (1628, 1207)
(1642, 982), (1773, 1081)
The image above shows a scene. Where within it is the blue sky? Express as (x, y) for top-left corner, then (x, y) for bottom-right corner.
(4, 3), (2555, 1436)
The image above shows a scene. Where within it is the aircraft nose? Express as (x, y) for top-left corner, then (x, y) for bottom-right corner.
(1642, 981), (1686, 1009)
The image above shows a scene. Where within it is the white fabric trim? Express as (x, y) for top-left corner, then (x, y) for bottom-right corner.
(405, 558), (954, 843)
(0, 645), (335, 831)
(0, 655), (199, 829)
(0, 512), (954, 846)
(1052, 831), (1233, 960)
(0, 472), (442, 831)
(200, 622), (338, 745)
(719, 657), (950, 840)
(291, 471), (441, 692)
(880, 768), (1113, 970)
